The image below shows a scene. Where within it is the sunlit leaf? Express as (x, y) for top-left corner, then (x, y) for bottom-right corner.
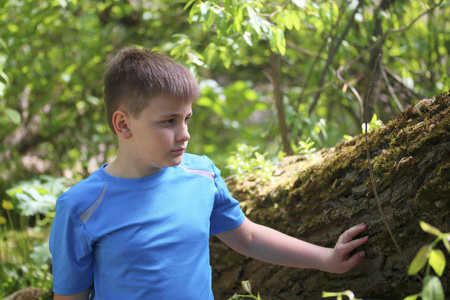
(242, 280), (252, 294)
(284, 12), (293, 30)
(275, 27), (286, 55)
(292, 0), (307, 8)
(292, 12), (301, 31)
(0, 69), (9, 84)
(4, 108), (22, 125)
(408, 245), (431, 275)
(30, 242), (51, 265)
(243, 31), (253, 46)
(234, 6), (243, 32)
(443, 235), (450, 254)
(403, 294), (419, 300)
(343, 135), (353, 141)
(420, 221), (442, 236)
(246, 5), (262, 35)
(183, 0), (196, 11)
(429, 249), (445, 276)
(421, 276), (444, 300)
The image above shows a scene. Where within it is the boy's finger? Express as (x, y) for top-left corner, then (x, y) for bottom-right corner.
(344, 236), (369, 252)
(343, 250), (366, 272)
(341, 223), (367, 243)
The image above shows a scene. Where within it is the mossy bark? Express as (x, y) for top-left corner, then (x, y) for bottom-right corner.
(211, 92), (450, 300)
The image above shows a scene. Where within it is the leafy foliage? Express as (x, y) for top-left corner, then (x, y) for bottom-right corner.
(0, 176), (65, 298)
(295, 137), (317, 158)
(7, 175), (71, 217)
(362, 114), (384, 134)
(404, 221), (449, 300)
(226, 144), (273, 181)
(322, 290), (361, 300)
(229, 280), (262, 300)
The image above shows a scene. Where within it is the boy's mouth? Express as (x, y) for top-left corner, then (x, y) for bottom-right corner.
(171, 147), (185, 154)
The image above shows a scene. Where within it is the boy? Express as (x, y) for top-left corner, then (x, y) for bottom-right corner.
(49, 47), (368, 299)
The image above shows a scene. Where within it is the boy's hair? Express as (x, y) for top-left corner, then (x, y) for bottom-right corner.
(103, 47), (200, 134)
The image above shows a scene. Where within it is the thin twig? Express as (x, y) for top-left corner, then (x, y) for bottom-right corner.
(380, 62), (404, 112)
(364, 51), (408, 267)
(383, 65), (426, 100)
(336, 71), (364, 122)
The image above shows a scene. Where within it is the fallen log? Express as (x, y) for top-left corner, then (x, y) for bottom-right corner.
(211, 92), (449, 300)
(3, 287), (46, 300)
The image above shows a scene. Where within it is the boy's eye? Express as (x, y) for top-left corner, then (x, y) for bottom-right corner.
(163, 119), (174, 125)
(185, 117), (191, 124)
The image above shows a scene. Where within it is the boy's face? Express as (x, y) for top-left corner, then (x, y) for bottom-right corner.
(125, 94), (192, 176)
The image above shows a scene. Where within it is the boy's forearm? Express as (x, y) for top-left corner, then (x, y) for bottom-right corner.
(54, 288), (90, 300)
(217, 218), (367, 274)
(220, 221), (332, 271)
(249, 224), (333, 271)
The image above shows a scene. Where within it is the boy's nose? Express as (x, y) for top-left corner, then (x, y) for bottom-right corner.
(176, 124), (190, 142)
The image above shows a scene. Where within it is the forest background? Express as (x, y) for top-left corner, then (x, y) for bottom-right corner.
(0, 0), (448, 298)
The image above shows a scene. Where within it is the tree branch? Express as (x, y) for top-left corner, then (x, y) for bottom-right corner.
(308, 0), (363, 116)
(297, 1), (349, 109)
(335, 0), (444, 89)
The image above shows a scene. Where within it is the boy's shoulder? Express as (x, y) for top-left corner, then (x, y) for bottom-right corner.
(181, 153), (216, 172)
(180, 153), (219, 181)
(56, 168), (107, 217)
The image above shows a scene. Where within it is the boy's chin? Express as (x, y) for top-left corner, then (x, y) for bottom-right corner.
(168, 156), (184, 167)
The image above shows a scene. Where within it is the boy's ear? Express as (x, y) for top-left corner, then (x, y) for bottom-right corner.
(112, 110), (132, 139)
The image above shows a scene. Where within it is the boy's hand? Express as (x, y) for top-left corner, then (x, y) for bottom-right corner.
(325, 223), (369, 273)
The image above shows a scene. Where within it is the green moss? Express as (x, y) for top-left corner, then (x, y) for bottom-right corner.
(415, 172), (450, 215)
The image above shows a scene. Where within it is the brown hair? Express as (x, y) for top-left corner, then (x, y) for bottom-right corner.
(103, 47), (199, 133)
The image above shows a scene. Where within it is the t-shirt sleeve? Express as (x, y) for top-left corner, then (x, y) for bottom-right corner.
(49, 198), (94, 295)
(209, 162), (245, 236)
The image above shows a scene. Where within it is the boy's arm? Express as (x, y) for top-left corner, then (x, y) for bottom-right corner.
(54, 288), (90, 300)
(216, 217), (368, 274)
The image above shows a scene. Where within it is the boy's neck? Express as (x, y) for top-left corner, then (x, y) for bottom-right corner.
(104, 159), (162, 179)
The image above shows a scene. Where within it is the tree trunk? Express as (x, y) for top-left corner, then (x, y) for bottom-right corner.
(270, 50), (293, 155)
(211, 92), (449, 300)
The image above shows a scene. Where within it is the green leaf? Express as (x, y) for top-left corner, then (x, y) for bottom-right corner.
(420, 221), (442, 236)
(275, 27), (286, 55)
(246, 5), (262, 35)
(183, 0), (196, 11)
(284, 12), (294, 30)
(234, 6), (243, 32)
(443, 235), (450, 254)
(268, 28), (277, 53)
(292, 12), (301, 31)
(243, 31), (253, 46)
(421, 276), (444, 300)
(292, 0), (307, 8)
(370, 113), (378, 123)
(200, 2), (209, 18)
(4, 108), (22, 125)
(30, 242), (51, 265)
(7, 23), (19, 32)
(0, 69), (9, 84)
(403, 294), (420, 300)
(408, 245), (431, 275)
(343, 135), (353, 141)
(429, 249), (446, 276)
(242, 280), (252, 294)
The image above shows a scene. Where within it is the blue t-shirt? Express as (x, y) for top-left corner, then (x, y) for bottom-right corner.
(49, 154), (245, 299)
